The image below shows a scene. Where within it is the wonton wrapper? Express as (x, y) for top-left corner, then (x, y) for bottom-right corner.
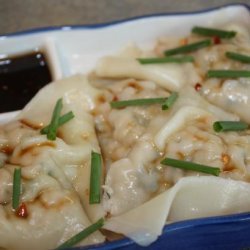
(0, 75), (105, 249)
(103, 86), (238, 216)
(17, 74), (105, 222)
(96, 56), (200, 91)
(104, 176), (250, 246)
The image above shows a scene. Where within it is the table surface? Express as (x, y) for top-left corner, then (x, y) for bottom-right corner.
(0, 0), (249, 34)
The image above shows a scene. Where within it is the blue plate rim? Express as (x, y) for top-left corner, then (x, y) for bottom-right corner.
(0, 3), (249, 38)
(70, 212), (250, 250)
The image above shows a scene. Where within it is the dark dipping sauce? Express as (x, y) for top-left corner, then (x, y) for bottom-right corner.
(0, 51), (52, 113)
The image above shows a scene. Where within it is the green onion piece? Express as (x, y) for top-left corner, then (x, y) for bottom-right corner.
(45, 98), (63, 140)
(213, 121), (248, 132)
(192, 26), (236, 38)
(110, 97), (167, 109)
(89, 151), (102, 204)
(226, 51), (250, 63)
(41, 111), (75, 135)
(57, 111), (74, 126)
(207, 70), (250, 78)
(161, 157), (220, 176)
(164, 39), (211, 56)
(12, 168), (22, 210)
(137, 56), (194, 64)
(162, 92), (178, 110)
(56, 218), (104, 249)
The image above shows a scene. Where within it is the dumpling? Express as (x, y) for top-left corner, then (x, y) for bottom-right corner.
(0, 75), (106, 249)
(104, 176), (250, 246)
(201, 78), (250, 123)
(17, 74), (105, 222)
(97, 79), (250, 245)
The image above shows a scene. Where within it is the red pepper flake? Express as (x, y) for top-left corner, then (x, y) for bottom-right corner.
(179, 38), (188, 46)
(213, 36), (221, 45)
(112, 96), (118, 101)
(194, 83), (202, 91)
(16, 202), (28, 218)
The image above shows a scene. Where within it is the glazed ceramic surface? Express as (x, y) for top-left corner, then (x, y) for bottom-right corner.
(0, 4), (250, 249)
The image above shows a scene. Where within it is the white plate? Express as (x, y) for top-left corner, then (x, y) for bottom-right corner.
(1, 4), (250, 250)
(0, 4), (249, 80)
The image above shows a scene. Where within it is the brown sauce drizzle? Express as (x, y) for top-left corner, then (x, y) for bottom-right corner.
(223, 165), (236, 172)
(28, 191), (74, 210)
(96, 95), (106, 104)
(0, 145), (13, 155)
(128, 81), (143, 91)
(19, 119), (43, 130)
(17, 141), (55, 157)
(221, 153), (236, 172)
(100, 229), (124, 242)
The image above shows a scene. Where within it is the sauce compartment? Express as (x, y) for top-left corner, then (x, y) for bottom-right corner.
(0, 51), (52, 112)
(0, 38), (63, 113)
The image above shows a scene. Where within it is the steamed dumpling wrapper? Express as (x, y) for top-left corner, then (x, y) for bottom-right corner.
(0, 165), (104, 250)
(0, 75), (105, 249)
(101, 85), (250, 246)
(96, 56), (200, 91)
(102, 85), (240, 216)
(104, 176), (250, 246)
(17, 74), (105, 222)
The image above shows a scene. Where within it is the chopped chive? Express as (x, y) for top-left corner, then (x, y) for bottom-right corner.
(226, 51), (250, 64)
(192, 26), (236, 39)
(162, 92), (178, 110)
(164, 39), (211, 56)
(89, 151), (102, 204)
(57, 111), (74, 126)
(110, 97), (167, 109)
(137, 56), (194, 64)
(56, 218), (104, 249)
(161, 157), (220, 176)
(40, 128), (47, 135)
(46, 98), (63, 141)
(41, 111), (75, 135)
(12, 168), (22, 210)
(213, 121), (248, 132)
(207, 70), (250, 78)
